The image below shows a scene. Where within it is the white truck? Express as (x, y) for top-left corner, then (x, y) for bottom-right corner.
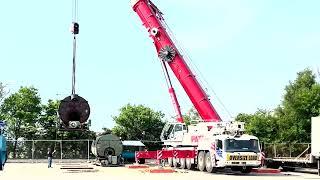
(160, 121), (261, 173)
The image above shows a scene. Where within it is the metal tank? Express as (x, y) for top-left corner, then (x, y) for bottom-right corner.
(58, 94), (90, 130)
(91, 134), (123, 166)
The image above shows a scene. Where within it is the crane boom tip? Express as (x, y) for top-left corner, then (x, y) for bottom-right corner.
(131, 0), (140, 8)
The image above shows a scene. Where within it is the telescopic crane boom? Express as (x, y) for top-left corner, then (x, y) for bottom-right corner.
(131, 0), (221, 122)
(131, 1), (262, 172)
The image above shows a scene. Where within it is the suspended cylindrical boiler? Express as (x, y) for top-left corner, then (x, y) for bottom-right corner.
(58, 94), (90, 129)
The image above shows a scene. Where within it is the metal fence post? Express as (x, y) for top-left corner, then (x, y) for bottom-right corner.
(60, 140), (62, 160)
(289, 143), (292, 157)
(87, 139), (90, 161)
(32, 140), (35, 163)
(273, 144), (277, 157)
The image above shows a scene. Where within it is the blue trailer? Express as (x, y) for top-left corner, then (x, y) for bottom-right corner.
(0, 134), (6, 170)
(121, 140), (145, 162)
(0, 121), (6, 171)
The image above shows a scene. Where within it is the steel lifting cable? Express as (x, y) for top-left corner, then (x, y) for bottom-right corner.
(71, 35), (77, 95)
(71, 0), (79, 95)
(159, 60), (171, 89)
(160, 17), (233, 120)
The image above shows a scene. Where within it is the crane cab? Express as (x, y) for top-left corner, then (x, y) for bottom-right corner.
(160, 122), (187, 142)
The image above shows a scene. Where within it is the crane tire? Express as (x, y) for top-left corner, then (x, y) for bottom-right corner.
(168, 158), (173, 167)
(186, 158), (195, 170)
(197, 151), (206, 171)
(180, 158), (186, 169)
(173, 158), (179, 168)
(205, 152), (216, 173)
(137, 158), (145, 164)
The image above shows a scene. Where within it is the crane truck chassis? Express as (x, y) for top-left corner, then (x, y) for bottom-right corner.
(136, 121), (261, 173)
(131, 0), (262, 173)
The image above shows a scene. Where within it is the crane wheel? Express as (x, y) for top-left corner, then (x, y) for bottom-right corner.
(173, 158), (179, 168)
(180, 158), (186, 169)
(168, 158), (173, 167)
(197, 151), (206, 171)
(137, 158), (145, 164)
(241, 167), (252, 173)
(186, 158), (195, 170)
(205, 152), (216, 173)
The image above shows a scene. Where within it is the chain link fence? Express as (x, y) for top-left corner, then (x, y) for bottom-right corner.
(7, 140), (311, 161)
(6, 139), (96, 163)
(5, 139), (163, 163)
(264, 143), (311, 158)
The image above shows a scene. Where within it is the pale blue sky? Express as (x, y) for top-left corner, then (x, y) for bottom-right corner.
(0, 0), (319, 132)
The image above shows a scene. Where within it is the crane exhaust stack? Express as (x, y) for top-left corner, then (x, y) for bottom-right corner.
(58, 94), (90, 130)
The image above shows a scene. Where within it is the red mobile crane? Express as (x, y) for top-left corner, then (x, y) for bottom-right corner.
(131, 0), (262, 173)
(131, 0), (220, 123)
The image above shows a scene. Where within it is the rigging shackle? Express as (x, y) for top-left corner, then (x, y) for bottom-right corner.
(70, 22), (79, 34)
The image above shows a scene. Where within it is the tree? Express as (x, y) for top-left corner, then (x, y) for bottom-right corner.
(275, 69), (320, 142)
(38, 99), (60, 140)
(0, 82), (8, 104)
(112, 104), (165, 141)
(235, 68), (320, 143)
(236, 110), (279, 143)
(183, 107), (201, 125)
(0, 86), (42, 158)
(99, 127), (113, 136)
(182, 114), (191, 126)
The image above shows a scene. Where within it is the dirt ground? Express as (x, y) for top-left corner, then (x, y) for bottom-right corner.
(1, 163), (320, 180)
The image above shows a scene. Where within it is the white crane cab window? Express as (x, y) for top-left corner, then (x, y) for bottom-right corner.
(174, 124), (183, 132)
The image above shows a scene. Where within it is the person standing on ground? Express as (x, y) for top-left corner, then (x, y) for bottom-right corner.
(47, 148), (56, 168)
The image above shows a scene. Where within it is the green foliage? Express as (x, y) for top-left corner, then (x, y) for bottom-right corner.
(0, 86), (42, 158)
(59, 131), (96, 142)
(275, 69), (320, 142)
(112, 104), (165, 141)
(0, 87), (96, 158)
(0, 86), (42, 140)
(236, 68), (320, 143)
(99, 127), (113, 135)
(182, 115), (191, 126)
(38, 99), (60, 139)
(183, 107), (200, 125)
(236, 110), (279, 143)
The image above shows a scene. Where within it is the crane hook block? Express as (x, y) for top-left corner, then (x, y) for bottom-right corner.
(70, 22), (79, 34)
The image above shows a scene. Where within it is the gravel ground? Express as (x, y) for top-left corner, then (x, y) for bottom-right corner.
(1, 163), (320, 180)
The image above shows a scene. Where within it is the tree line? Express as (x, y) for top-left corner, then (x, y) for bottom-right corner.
(0, 86), (96, 158)
(0, 68), (319, 158)
(236, 69), (320, 143)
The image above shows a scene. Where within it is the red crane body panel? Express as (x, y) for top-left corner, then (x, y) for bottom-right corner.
(132, 0), (221, 122)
